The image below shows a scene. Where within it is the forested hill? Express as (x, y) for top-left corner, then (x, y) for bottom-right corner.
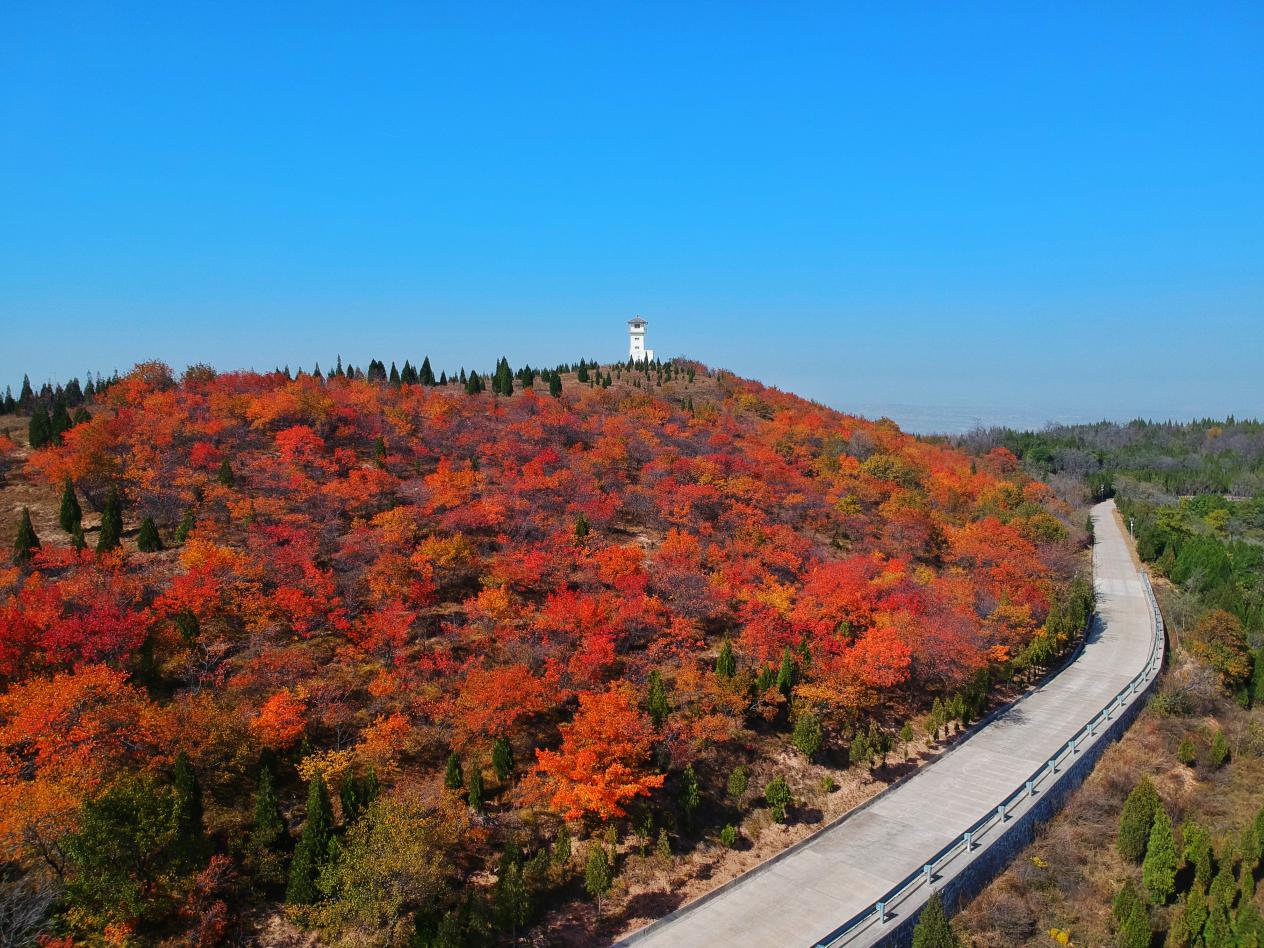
(1, 358), (1086, 944)
(961, 417), (1264, 497)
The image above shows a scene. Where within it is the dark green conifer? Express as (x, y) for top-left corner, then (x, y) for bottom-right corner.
(59, 477), (82, 533)
(286, 775), (333, 905)
(492, 736), (514, 783)
(1143, 806), (1178, 904)
(28, 403), (51, 449)
(17, 375), (33, 410)
(96, 487), (123, 553)
(549, 373), (562, 398)
(217, 459), (235, 487)
(420, 356), (436, 385)
(911, 893), (961, 948)
(50, 400), (72, 443)
(715, 640), (736, 678)
(444, 752), (464, 790)
(646, 670), (669, 729)
(136, 516), (162, 552)
(172, 751), (208, 870)
(776, 646), (796, 696)
(1118, 778), (1161, 862)
(467, 766), (484, 813)
(175, 508), (196, 543)
(12, 508), (39, 565)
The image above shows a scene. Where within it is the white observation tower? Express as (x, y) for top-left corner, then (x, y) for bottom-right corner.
(628, 316), (654, 362)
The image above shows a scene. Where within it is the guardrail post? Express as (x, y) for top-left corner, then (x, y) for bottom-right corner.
(877, 901), (887, 924)
(964, 831), (973, 851)
(1026, 779), (1035, 797)
(998, 803), (1007, 821)
(1068, 737), (1077, 755)
(923, 863), (933, 886)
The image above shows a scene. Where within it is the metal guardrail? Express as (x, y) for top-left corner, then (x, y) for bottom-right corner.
(813, 569), (1166, 947)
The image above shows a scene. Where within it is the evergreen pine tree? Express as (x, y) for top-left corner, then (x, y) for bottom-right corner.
(574, 513), (590, 539)
(1143, 806), (1178, 904)
(12, 508), (39, 565)
(50, 400), (72, 443)
(715, 640), (736, 679)
(911, 893), (961, 948)
(494, 859), (529, 937)
(776, 646), (796, 696)
(492, 736), (514, 783)
(71, 522), (86, 551)
(28, 403), (51, 449)
(551, 825), (572, 866)
(96, 487), (123, 553)
(1118, 779), (1162, 862)
(467, 766), (484, 813)
(444, 753), (464, 790)
(217, 459), (235, 487)
(439, 370), (448, 385)
(59, 477), (82, 533)
(172, 751), (208, 870)
(286, 775), (333, 905)
(17, 375), (33, 410)
(549, 373), (562, 398)
(420, 356), (436, 385)
(137, 516), (162, 552)
(646, 670), (669, 729)
(251, 765), (288, 855)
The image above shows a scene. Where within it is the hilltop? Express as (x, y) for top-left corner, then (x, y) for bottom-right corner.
(0, 357), (1088, 945)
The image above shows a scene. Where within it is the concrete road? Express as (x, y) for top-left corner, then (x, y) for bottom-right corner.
(617, 500), (1156, 947)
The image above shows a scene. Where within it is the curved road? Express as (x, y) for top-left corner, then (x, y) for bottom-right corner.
(618, 500), (1157, 947)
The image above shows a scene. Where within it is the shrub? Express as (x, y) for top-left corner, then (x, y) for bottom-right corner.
(1177, 737), (1197, 767)
(1209, 729), (1230, 769)
(764, 777), (791, 823)
(912, 892), (962, 947)
(819, 775), (837, 794)
(719, 824), (738, 848)
(727, 765), (749, 804)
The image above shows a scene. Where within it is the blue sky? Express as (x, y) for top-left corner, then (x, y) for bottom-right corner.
(2, 2), (1261, 429)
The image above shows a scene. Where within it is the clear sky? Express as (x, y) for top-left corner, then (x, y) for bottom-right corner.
(3, 2), (1261, 430)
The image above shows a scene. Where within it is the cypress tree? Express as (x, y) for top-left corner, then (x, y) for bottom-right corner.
(59, 477), (82, 533)
(137, 516), (162, 552)
(28, 403), (51, 449)
(715, 640), (736, 678)
(96, 487), (123, 552)
(175, 508), (196, 543)
(584, 844), (611, 909)
(217, 459), (235, 487)
(911, 893), (961, 948)
(646, 670), (669, 729)
(792, 711), (823, 759)
(286, 775), (333, 905)
(71, 522), (86, 551)
(444, 752), (464, 790)
(679, 764), (700, 829)
(50, 400), (72, 443)
(12, 508), (39, 565)
(172, 751), (208, 870)
(492, 736), (514, 783)
(389, 362), (401, 385)
(18, 375), (33, 410)
(420, 356), (436, 385)
(1143, 806), (1178, 904)
(251, 765), (288, 854)
(1118, 778), (1161, 862)
(777, 646), (796, 697)
(439, 370), (448, 385)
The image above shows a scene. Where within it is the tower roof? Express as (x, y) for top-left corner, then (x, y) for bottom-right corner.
(628, 316), (648, 327)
